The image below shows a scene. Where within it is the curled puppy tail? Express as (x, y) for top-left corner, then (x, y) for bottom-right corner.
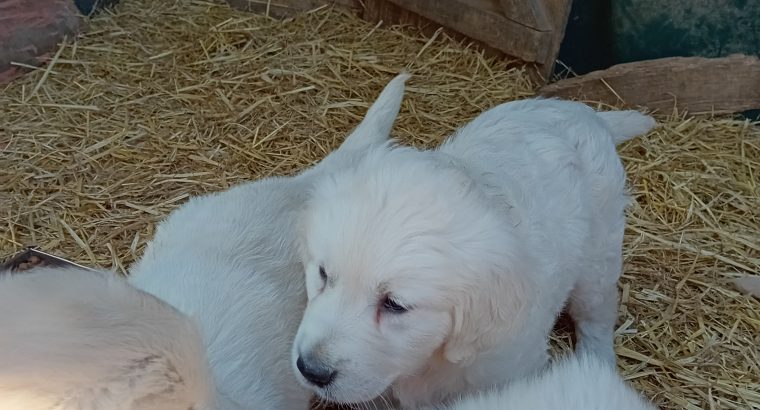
(597, 110), (657, 144)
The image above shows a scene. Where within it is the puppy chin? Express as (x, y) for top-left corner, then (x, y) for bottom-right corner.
(314, 374), (394, 405)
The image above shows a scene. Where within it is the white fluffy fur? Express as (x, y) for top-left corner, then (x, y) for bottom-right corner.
(439, 354), (656, 410)
(0, 267), (215, 410)
(734, 276), (760, 298)
(127, 73), (412, 409)
(293, 76), (657, 408)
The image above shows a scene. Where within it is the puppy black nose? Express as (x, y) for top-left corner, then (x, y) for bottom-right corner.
(296, 355), (337, 388)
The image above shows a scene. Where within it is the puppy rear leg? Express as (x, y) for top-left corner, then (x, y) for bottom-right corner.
(568, 277), (619, 366)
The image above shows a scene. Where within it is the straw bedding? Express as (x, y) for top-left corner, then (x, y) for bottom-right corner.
(0, 0), (758, 409)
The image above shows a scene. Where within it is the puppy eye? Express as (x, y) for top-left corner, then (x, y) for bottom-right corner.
(382, 295), (408, 314)
(319, 266), (327, 282)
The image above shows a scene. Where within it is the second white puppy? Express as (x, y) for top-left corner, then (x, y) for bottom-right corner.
(128, 74), (412, 409)
(293, 75), (656, 408)
(440, 354), (656, 410)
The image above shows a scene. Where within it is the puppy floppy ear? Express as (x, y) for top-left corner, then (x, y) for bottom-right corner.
(336, 71), (410, 152)
(443, 273), (532, 365)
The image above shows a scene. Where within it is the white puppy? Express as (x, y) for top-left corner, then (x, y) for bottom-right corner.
(0, 267), (215, 410)
(127, 74), (412, 409)
(293, 76), (656, 408)
(440, 354), (656, 410)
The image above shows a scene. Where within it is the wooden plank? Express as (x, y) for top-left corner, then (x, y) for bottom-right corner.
(362, 0), (513, 62)
(539, 54), (760, 114)
(497, 0), (552, 31)
(362, 0), (544, 84)
(537, 0), (572, 81)
(370, 0), (552, 64)
(364, 0), (571, 83)
(364, 0), (432, 31)
(361, 0), (526, 70)
(0, 0), (85, 84)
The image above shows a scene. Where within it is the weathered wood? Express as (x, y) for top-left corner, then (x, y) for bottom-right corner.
(362, 0), (525, 63)
(371, 0), (551, 64)
(539, 54), (760, 114)
(363, 0), (434, 34)
(540, 0), (572, 81)
(497, 0), (552, 31)
(363, 0), (571, 83)
(0, 0), (84, 84)
(362, 0), (547, 83)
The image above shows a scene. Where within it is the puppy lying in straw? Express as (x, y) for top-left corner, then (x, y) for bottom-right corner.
(293, 74), (656, 408)
(0, 266), (217, 410)
(440, 354), (656, 410)
(126, 74), (413, 409)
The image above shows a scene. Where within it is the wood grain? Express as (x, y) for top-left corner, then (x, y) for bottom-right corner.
(539, 54), (760, 114)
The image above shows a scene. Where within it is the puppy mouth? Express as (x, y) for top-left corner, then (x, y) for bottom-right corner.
(311, 372), (398, 405)
(315, 386), (383, 406)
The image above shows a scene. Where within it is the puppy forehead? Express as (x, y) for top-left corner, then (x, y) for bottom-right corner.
(307, 213), (472, 304)
(307, 188), (465, 273)
(328, 262), (454, 304)
(307, 148), (468, 231)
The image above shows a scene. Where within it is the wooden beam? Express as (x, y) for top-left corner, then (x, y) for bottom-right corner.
(0, 0), (84, 84)
(539, 54), (760, 114)
(368, 0), (552, 64)
(538, 0), (572, 81)
(497, 0), (552, 31)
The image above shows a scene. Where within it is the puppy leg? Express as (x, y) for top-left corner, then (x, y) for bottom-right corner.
(568, 274), (620, 365)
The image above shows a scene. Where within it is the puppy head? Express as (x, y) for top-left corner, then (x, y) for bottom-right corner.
(292, 148), (532, 404)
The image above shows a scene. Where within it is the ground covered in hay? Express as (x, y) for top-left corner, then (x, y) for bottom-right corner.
(1, 0), (758, 409)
